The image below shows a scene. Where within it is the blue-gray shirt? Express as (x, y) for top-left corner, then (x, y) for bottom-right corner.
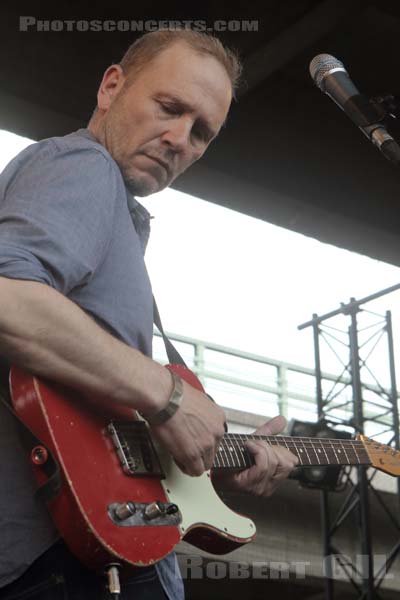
(0, 129), (183, 599)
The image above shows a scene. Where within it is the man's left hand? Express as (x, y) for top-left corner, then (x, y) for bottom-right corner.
(215, 415), (298, 497)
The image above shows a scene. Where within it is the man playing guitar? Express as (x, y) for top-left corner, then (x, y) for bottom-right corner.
(0, 29), (298, 600)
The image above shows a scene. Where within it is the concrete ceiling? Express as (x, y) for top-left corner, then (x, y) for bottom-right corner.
(2, 1), (400, 265)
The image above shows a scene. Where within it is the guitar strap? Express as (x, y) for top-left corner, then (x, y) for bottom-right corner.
(153, 296), (223, 422)
(153, 296), (187, 367)
(127, 193), (187, 367)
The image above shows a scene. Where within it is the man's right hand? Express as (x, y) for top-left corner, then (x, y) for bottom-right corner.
(149, 379), (226, 476)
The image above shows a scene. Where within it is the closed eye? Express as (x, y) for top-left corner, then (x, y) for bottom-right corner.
(156, 97), (215, 144)
(191, 123), (210, 143)
(159, 101), (181, 115)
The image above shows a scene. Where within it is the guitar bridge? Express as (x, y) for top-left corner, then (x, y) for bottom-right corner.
(107, 420), (164, 477)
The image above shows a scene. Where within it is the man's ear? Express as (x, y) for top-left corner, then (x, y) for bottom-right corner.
(96, 64), (126, 112)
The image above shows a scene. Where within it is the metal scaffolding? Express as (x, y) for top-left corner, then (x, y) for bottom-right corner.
(299, 283), (400, 600)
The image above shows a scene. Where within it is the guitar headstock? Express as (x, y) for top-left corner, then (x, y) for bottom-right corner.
(358, 435), (400, 477)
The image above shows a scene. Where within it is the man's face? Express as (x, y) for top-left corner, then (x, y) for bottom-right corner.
(95, 42), (232, 196)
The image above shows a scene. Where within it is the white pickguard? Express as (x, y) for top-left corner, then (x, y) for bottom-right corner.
(158, 451), (256, 543)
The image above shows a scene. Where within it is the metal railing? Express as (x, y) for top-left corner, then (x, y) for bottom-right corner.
(154, 330), (398, 436)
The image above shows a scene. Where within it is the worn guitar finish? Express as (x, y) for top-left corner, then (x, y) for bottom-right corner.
(9, 364), (400, 573)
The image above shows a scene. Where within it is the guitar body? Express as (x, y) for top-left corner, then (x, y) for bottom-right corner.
(9, 365), (255, 572)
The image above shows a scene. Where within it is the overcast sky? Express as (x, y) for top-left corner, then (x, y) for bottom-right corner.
(141, 188), (400, 368)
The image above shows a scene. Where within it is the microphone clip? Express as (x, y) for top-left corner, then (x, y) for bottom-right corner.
(370, 94), (400, 121)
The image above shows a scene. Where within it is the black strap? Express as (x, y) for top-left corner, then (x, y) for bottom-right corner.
(128, 198), (186, 368)
(153, 296), (187, 367)
(0, 365), (61, 502)
(153, 297), (226, 429)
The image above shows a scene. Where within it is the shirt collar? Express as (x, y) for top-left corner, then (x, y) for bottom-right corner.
(76, 128), (152, 254)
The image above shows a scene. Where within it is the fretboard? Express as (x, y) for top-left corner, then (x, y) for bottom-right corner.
(213, 434), (371, 471)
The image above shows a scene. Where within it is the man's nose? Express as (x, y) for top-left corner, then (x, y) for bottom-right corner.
(161, 119), (191, 151)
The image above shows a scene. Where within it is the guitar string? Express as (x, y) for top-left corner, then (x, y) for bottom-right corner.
(110, 422), (381, 446)
(217, 438), (369, 453)
(217, 440), (368, 455)
(215, 437), (372, 468)
(109, 424), (389, 470)
(112, 423), (377, 449)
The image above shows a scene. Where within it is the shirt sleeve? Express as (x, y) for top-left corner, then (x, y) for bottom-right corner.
(0, 141), (119, 295)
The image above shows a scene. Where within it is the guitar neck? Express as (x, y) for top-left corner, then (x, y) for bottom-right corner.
(213, 434), (372, 470)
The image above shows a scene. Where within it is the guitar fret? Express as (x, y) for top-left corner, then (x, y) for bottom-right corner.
(319, 439), (330, 465)
(240, 434), (254, 468)
(237, 434), (252, 469)
(300, 438), (312, 465)
(281, 437), (290, 453)
(329, 440), (340, 464)
(221, 439), (237, 469)
(230, 438), (244, 469)
(213, 434), (374, 469)
(231, 437), (241, 469)
(350, 440), (361, 464)
(309, 438), (321, 465)
(220, 439), (230, 468)
(339, 440), (350, 464)
(213, 450), (222, 468)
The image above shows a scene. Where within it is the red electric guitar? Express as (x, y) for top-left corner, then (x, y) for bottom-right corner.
(9, 364), (400, 573)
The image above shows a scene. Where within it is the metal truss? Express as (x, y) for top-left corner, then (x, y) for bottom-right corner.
(299, 283), (400, 600)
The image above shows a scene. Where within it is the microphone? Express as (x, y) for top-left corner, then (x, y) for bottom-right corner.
(309, 53), (400, 165)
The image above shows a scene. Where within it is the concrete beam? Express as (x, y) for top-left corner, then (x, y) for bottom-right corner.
(240, 0), (366, 96)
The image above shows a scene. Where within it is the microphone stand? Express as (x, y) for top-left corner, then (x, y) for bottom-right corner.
(372, 94), (400, 120)
(369, 94), (400, 165)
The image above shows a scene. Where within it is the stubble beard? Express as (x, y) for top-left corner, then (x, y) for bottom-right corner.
(104, 122), (166, 197)
(98, 105), (155, 197)
(118, 162), (157, 197)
